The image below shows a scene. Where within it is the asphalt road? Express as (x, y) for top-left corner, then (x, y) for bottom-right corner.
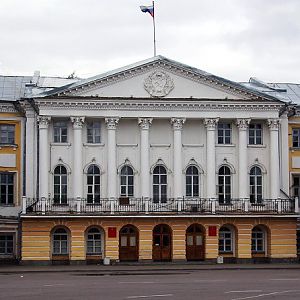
(1, 269), (300, 299)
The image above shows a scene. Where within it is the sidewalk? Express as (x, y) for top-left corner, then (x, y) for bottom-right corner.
(1, 262), (300, 274)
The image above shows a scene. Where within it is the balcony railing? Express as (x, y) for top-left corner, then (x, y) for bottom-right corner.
(22, 197), (299, 216)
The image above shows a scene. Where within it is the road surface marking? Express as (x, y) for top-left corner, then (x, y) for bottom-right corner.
(126, 294), (173, 299)
(43, 284), (65, 287)
(119, 282), (155, 284)
(194, 279), (227, 282)
(270, 278), (300, 281)
(225, 290), (262, 294)
(231, 290), (300, 300)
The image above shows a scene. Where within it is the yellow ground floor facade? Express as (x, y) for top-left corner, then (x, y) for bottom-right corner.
(21, 216), (298, 264)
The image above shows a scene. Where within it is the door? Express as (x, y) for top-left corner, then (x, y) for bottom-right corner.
(186, 224), (205, 261)
(119, 225), (138, 261)
(153, 224), (172, 261)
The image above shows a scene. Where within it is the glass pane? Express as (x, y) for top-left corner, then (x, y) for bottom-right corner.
(121, 236), (127, 247)
(187, 235), (193, 246)
(196, 235), (203, 246)
(130, 236), (136, 247)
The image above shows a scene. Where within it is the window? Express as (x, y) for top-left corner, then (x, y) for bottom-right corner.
(0, 173), (14, 205)
(249, 124), (262, 145)
(293, 129), (300, 148)
(250, 166), (263, 203)
(0, 234), (14, 255)
(219, 226), (233, 253)
(52, 228), (69, 255)
(186, 166), (199, 197)
(86, 228), (102, 255)
(218, 166), (231, 204)
(87, 165), (100, 204)
(120, 166), (134, 197)
(53, 121), (68, 143)
(153, 165), (167, 203)
(54, 165), (67, 204)
(292, 175), (300, 198)
(251, 226), (265, 253)
(0, 125), (15, 144)
(87, 121), (101, 143)
(218, 123), (231, 144)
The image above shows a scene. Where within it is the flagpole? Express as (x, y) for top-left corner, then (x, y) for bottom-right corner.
(152, 0), (157, 56)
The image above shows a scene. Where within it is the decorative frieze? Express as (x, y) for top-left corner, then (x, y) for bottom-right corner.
(138, 118), (153, 130)
(70, 116), (85, 129)
(171, 118), (186, 130)
(236, 118), (251, 130)
(105, 117), (119, 130)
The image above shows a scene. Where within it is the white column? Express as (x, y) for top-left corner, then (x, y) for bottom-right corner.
(204, 118), (219, 199)
(171, 118), (185, 199)
(236, 119), (251, 199)
(37, 116), (51, 198)
(70, 117), (85, 199)
(105, 117), (119, 199)
(138, 118), (153, 198)
(268, 119), (280, 199)
(280, 112), (289, 194)
(25, 108), (36, 199)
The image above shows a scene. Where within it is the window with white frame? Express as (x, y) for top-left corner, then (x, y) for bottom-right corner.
(86, 228), (102, 255)
(251, 226), (265, 253)
(218, 226), (233, 253)
(0, 173), (14, 205)
(54, 165), (67, 204)
(153, 165), (167, 203)
(52, 228), (69, 255)
(293, 128), (300, 148)
(120, 166), (134, 197)
(218, 123), (231, 144)
(186, 166), (199, 197)
(218, 166), (231, 204)
(250, 166), (263, 203)
(0, 234), (14, 255)
(87, 165), (100, 204)
(292, 175), (300, 198)
(0, 125), (15, 144)
(53, 121), (68, 143)
(249, 123), (262, 145)
(87, 121), (101, 143)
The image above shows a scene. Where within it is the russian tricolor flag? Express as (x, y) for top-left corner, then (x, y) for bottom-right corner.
(140, 5), (154, 18)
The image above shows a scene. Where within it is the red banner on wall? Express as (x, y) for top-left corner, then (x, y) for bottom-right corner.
(208, 226), (217, 236)
(108, 227), (117, 238)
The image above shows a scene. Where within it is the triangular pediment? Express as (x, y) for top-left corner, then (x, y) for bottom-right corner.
(40, 56), (281, 102)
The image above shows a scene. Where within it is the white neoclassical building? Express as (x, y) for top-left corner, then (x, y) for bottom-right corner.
(20, 56), (298, 264)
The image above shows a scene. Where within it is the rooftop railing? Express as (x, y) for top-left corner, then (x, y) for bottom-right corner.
(22, 197), (299, 216)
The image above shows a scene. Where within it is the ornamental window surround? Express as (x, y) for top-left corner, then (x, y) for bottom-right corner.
(0, 124), (15, 145)
(0, 173), (14, 205)
(185, 166), (199, 197)
(53, 121), (68, 143)
(217, 123), (231, 144)
(120, 166), (134, 197)
(87, 165), (101, 204)
(249, 123), (263, 145)
(250, 166), (263, 203)
(87, 121), (101, 144)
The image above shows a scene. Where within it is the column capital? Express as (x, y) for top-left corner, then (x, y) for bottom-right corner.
(70, 116), (85, 129)
(37, 116), (51, 129)
(267, 118), (280, 131)
(171, 118), (186, 130)
(105, 117), (119, 130)
(236, 118), (251, 130)
(204, 118), (219, 130)
(138, 118), (153, 130)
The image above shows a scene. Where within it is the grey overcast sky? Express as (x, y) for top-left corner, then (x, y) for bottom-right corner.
(0, 0), (299, 83)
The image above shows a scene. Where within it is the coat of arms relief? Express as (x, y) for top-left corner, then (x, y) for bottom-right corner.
(144, 70), (174, 97)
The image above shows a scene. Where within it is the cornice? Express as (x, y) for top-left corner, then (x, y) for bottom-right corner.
(0, 103), (19, 113)
(35, 99), (283, 112)
(56, 61), (270, 101)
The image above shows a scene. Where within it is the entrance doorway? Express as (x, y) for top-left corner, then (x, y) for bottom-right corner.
(152, 224), (172, 261)
(119, 225), (138, 261)
(186, 224), (205, 261)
